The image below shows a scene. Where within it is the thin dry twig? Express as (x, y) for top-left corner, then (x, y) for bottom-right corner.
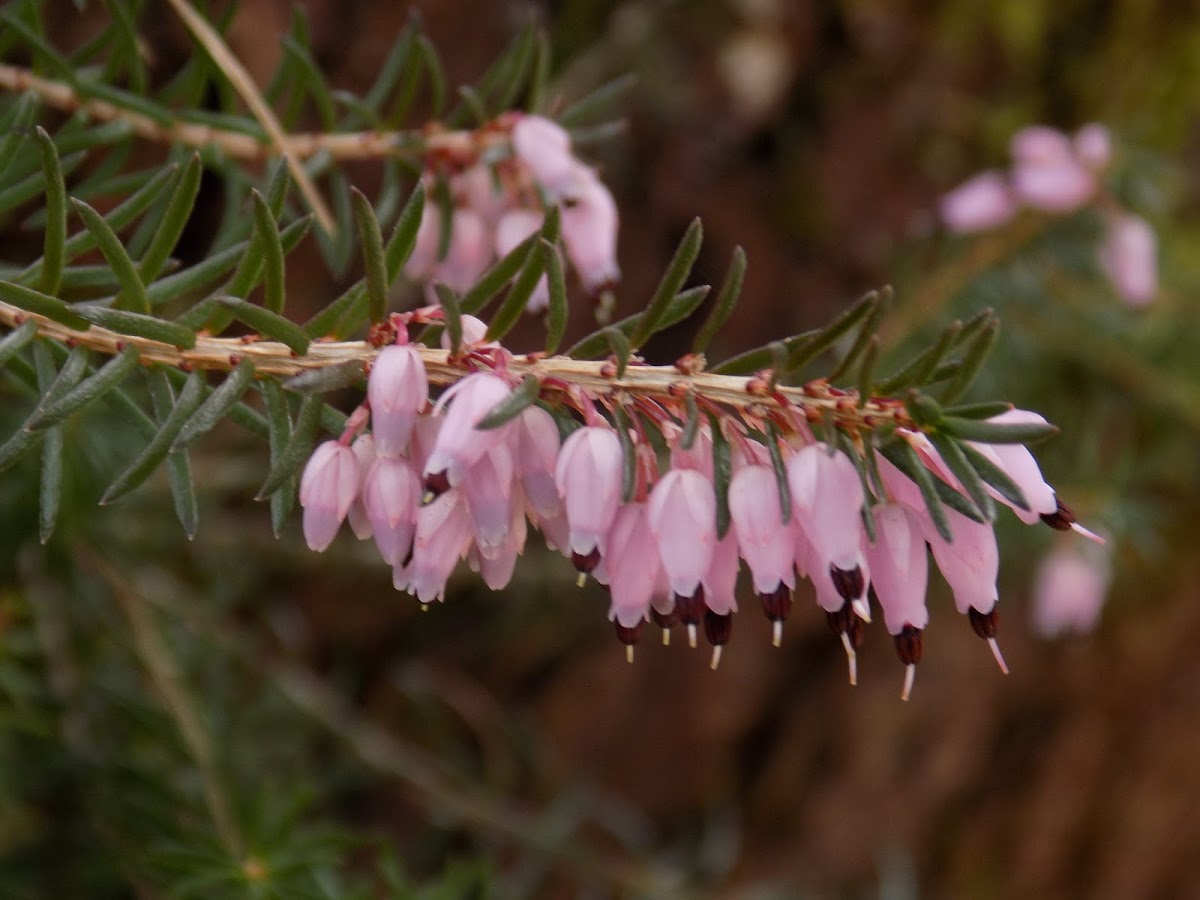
(164, 0), (335, 235)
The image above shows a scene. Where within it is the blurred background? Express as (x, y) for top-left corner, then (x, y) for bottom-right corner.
(4, 0), (1200, 897)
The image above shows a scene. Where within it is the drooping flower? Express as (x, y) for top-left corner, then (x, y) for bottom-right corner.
(646, 468), (717, 600)
(511, 114), (577, 191)
(361, 455), (421, 566)
(368, 344), (428, 458)
(729, 464), (795, 595)
(407, 489), (473, 605)
(513, 406), (562, 521)
(423, 372), (513, 490)
(346, 434), (376, 540)
(560, 168), (620, 295)
(299, 441), (361, 552)
(864, 504), (930, 700)
(1031, 544), (1110, 638)
(554, 425), (624, 564)
(1099, 212), (1157, 307)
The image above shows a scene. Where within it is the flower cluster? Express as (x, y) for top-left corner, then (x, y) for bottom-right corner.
(299, 316), (1100, 699)
(403, 114), (619, 310)
(939, 124), (1157, 307)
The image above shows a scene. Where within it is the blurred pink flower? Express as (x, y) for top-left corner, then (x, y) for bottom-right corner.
(940, 171), (1017, 233)
(560, 167), (620, 295)
(1099, 212), (1157, 307)
(1032, 545), (1110, 638)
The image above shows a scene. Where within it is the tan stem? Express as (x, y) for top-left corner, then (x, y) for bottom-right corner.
(0, 62), (480, 163)
(0, 300), (912, 432)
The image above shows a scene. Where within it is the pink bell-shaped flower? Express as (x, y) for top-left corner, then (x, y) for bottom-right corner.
(605, 502), (662, 633)
(432, 208), (493, 294)
(560, 168), (620, 295)
(346, 434), (376, 540)
(965, 410), (1058, 524)
(514, 406), (562, 521)
(702, 529), (741, 617)
(864, 505), (929, 635)
(940, 171), (1017, 234)
(646, 468), (717, 599)
(299, 440), (361, 552)
(1010, 126), (1075, 165)
(407, 489), (473, 605)
(470, 497), (528, 591)
(554, 425), (624, 561)
(729, 464), (796, 595)
(361, 455), (421, 566)
(511, 114), (577, 191)
(460, 444), (517, 559)
(368, 344), (428, 458)
(423, 372), (514, 490)
(440, 314), (493, 350)
(1099, 212), (1157, 307)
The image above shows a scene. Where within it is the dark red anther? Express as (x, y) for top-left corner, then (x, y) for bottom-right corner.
(759, 583), (793, 624)
(614, 619), (643, 647)
(704, 610), (732, 647)
(1040, 498), (1075, 531)
(968, 605), (998, 640)
(650, 607), (678, 631)
(423, 469), (451, 499)
(674, 587), (705, 628)
(830, 565), (864, 603)
(893, 625), (924, 666)
(845, 614), (865, 651)
(571, 547), (602, 575)
(826, 601), (854, 637)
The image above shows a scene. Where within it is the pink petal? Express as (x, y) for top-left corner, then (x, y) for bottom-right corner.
(646, 469), (717, 598)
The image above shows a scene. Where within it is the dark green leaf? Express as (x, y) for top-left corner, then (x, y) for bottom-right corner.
(71, 198), (150, 314)
(459, 233), (536, 315)
(939, 317), (1000, 405)
(251, 190), (287, 315)
(612, 404), (636, 503)
(542, 239), (568, 354)
(0, 281), (89, 329)
(680, 392), (700, 450)
(601, 326), (632, 378)
(385, 181), (427, 282)
(73, 306), (198, 349)
(829, 286), (889, 383)
(216, 297), (311, 355)
(959, 441), (1031, 512)
(709, 412), (732, 539)
(0, 151), (85, 216)
(173, 357), (257, 450)
(477, 374), (540, 430)
(260, 379), (296, 537)
(34, 127), (66, 298)
(485, 236), (551, 345)
(944, 401), (1014, 420)
(26, 346), (141, 431)
(784, 289), (879, 374)
(929, 432), (994, 522)
(139, 153), (203, 284)
(351, 187), (389, 324)
(0, 320), (39, 368)
(0, 93), (38, 181)
(565, 286), (710, 359)
(630, 218), (702, 349)
(527, 28), (551, 113)
(557, 73), (637, 126)
(940, 415), (1057, 445)
(100, 369), (205, 505)
(903, 391), (943, 428)
(855, 335), (879, 408)
(691, 245), (746, 356)
(282, 359), (365, 395)
(147, 241), (245, 307)
(148, 370), (200, 538)
(764, 421), (791, 523)
(708, 330), (819, 375)
(415, 35), (447, 115)
(875, 320), (962, 395)
(38, 420), (62, 544)
(434, 284), (463, 355)
(257, 393), (323, 499)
